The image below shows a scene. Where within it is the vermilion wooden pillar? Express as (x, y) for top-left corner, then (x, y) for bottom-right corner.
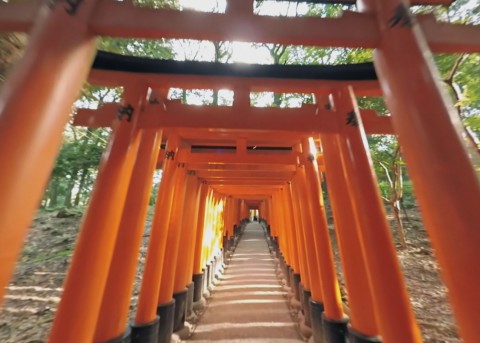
(191, 183), (210, 309)
(321, 133), (379, 340)
(209, 194), (224, 264)
(300, 138), (345, 341)
(182, 178), (202, 287)
(94, 129), (162, 342)
(0, 0), (98, 305)
(202, 193), (224, 297)
(292, 167), (325, 302)
(200, 191), (215, 271)
(171, 171), (201, 335)
(202, 193), (215, 270)
(223, 196), (233, 239)
(49, 86), (145, 343)
(173, 172), (201, 294)
(289, 180), (311, 297)
(155, 162), (188, 343)
(240, 200), (249, 219)
(192, 183), (210, 276)
(281, 186), (300, 280)
(270, 193), (284, 251)
(332, 88), (421, 343)
(268, 193), (276, 239)
(135, 134), (180, 326)
(169, 170), (198, 338)
(181, 178), (203, 320)
(360, 2), (480, 341)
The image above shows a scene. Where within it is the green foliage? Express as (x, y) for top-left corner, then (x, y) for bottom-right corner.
(132, 0), (178, 9)
(97, 37), (174, 59)
(42, 82), (122, 209)
(303, 3), (353, 17)
(357, 96), (388, 115)
(464, 115), (480, 131)
(96, 0), (177, 58)
(43, 125), (109, 209)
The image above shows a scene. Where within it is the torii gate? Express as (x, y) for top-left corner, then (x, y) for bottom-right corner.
(0, 0), (479, 343)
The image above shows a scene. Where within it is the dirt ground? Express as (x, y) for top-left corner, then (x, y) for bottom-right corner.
(328, 210), (460, 343)
(0, 208), (460, 343)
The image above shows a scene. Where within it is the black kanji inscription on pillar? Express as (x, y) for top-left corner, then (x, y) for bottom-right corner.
(346, 111), (359, 127)
(48, 0), (84, 16)
(117, 104), (134, 122)
(389, 4), (414, 28)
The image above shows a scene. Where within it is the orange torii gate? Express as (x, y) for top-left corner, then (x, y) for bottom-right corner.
(0, 0), (480, 343)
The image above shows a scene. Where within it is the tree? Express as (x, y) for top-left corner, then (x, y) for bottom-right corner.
(41, 85), (118, 208)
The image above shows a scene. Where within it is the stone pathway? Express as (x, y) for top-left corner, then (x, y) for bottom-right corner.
(187, 222), (303, 343)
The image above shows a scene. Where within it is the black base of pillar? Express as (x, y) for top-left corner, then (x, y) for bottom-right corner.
(156, 299), (175, 343)
(348, 327), (382, 343)
(173, 289), (188, 331)
(302, 288), (312, 327)
(186, 282), (194, 319)
(220, 249), (225, 267)
(223, 235), (229, 256)
(299, 283), (305, 311)
(208, 262), (215, 288)
(213, 255), (221, 278)
(130, 316), (159, 343)
(288, 267), (295, 295)
(310, 300), (325, 343)
(278, 254), (285, 271)
(322, 314), (348, 343)
(205, 264), (211, 290)
(234, 224), (239, 236)
(192, 272), (204, 302)
(289, 267), (295, 289)
(293, 273), (301, 301)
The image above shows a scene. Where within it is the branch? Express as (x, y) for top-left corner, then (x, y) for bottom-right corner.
(442, 54), (466, 118)
(379, 161), (393, 188)
(445, 53), (466, 84)
(393, 144), (401, 161)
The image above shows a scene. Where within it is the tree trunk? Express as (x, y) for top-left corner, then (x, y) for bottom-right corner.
(182, 89), (187, 104)
(74, 168), (89, 206)
(63, 171), (78, 208)
(49, 181), (59, 208)
(443, 54), (480, 165)
(392, 200), (407, 249)
(381, 149), (408, 249)
(393, 166), (407, 248)
(273, 93), (282, 107)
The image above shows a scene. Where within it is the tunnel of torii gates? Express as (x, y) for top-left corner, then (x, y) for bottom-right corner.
(0, 0), (480, 342)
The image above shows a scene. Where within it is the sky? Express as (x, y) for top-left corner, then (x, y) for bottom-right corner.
(176, 0), (310, 64)
(171, 0), (312, 105)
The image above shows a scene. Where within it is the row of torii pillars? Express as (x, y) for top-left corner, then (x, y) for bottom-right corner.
(0, 0), (480, 342)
